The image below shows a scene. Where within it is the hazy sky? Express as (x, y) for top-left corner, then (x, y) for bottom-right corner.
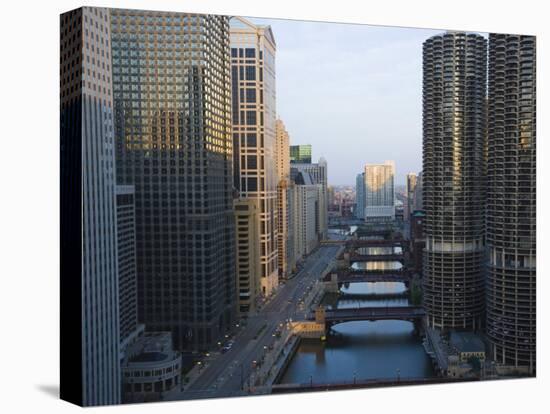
(249, 17), (443, 186)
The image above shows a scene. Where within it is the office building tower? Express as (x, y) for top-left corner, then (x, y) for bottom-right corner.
(275, 119), (291, 278)
(234, 199), (262, 314)
(60, 7), (120, 405)
(422, 32), (487, 330)
(412, 172), (423, 212)
(230, 17), (279, 295)
(111, 10), (236, 350)
(486, 34), (536, 374)
(364, 161), (395, 221)
(291, 158), (328, 239)
(290, 144), (312, 163)
(406, 172), (417, 220)
(292, 171), (321, 257)
(116, 185), (144, 352)
(355, 172), (365, 219)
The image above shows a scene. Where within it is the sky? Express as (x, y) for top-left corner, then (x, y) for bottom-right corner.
(248, 17), (443, 186)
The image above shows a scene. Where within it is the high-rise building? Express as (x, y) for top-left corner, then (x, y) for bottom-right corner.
(355, 172), (365, 219)
(422, 32), (487, 330)
(406, 173), (417, 220)
(111, 10), (236, 350)
(364, 161), (395, 222)
(486, 34), (536, 374)
(60, 7), (121, 406)
(234, 198), (262, 314)
(230, 17), (278, 296)
(290, 144), (312, 163)
(275, 120), (291, 278)
(116, 185), (144, 351)
(292, 171), (321, 257)
(291, 159), (328, 239)
(412, 172), (423, 212)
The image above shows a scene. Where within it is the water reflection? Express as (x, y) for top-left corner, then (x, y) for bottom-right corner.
(279, 273), (434, 384)
(352, 261), (403, 271)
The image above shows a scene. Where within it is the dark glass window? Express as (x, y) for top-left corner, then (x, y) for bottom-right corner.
(247, 177), (257, 191)
(246, 111), (256, 125)
(245, 48), (255, 58)
(246, 134), (257, 147)
(231, 48), (238, 58)
(245, 89), (256, 103)
(247, 155), (257, 169)
(245, 66), (256, 81)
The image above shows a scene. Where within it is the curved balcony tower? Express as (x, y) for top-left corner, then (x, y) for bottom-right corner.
(422, 32), (487, 331)
(486, 34), (536, 374)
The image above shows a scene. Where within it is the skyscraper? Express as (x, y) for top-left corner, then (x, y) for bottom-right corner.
(110, 10), (236, 350)
(355, 172), (365, 219)
(234, 198), (262, 314)
(60, 7), (121, 405)
(116, 185), (143, 351)
(406, 172), (417, 220)
(290, 144), (312, 163)
(422, 32), (487, 330)
(230, 17), (278, 296)
(291, 158), (328, 239)
(486, 34), (536, 374)
(364, 161), (395, 222)
(275, 119), (291, 278)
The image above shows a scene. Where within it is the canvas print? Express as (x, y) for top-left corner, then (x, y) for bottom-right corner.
(60, 6), (536, 406)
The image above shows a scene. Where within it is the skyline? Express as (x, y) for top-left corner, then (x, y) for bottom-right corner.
(59, 7), (536, 407)
(252, 17), (487, 185)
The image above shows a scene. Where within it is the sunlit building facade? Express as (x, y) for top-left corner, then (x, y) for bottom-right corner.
(110, 10), (236, 350)
(406, 172), (417, 220)
(422, 32), (487, 331)
(290, 144), (312, 163)
(486, 34), (536, 374)
(291, 159), (328, 240)
(275, 119), (292, 278)
(230, 17), (279, 295)
(364, 161), (395, 221)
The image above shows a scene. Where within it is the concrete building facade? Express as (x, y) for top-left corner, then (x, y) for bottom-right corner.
(234, 198), (262, 314)
(486, 34), (536, 374)
(422, 32), (487, 331)
(291, 159), (328, 240)
(230, 17), (279, 296)
(60, 6), (121, 406)
(275, 119), (291, 279)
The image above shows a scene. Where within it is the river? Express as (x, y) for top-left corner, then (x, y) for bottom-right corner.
(279, 269), (435, 384)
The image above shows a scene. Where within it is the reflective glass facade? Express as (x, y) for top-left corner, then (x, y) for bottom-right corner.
(110, 10), (236, 350)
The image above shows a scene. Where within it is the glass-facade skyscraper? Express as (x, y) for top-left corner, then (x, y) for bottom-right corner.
(486, 34), (536, 374)
(290, 144), (312, 163)
(110, 10), (236, 350)
(422, 32), (487, 331)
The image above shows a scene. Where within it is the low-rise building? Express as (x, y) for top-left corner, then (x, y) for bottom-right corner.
(122, 332), (182, 403)
(449, 332), (486, 363)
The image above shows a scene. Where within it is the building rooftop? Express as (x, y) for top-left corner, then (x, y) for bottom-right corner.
(449, 332), (485, 354)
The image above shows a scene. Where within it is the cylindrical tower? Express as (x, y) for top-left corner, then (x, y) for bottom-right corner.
(486, 34), (536, 374)
(422, 32), (487, 331)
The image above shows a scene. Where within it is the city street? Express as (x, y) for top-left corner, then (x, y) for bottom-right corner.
(170, 244), (341, 400)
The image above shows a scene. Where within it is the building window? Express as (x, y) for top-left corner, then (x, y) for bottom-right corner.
(246, 111), (256, 125)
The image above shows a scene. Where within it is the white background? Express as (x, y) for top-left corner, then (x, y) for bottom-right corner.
(0, 0), (547, 412)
